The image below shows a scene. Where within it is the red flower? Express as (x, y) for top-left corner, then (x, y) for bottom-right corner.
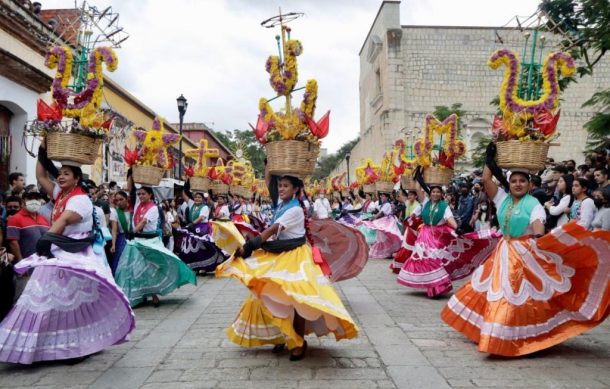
(533, 109), (560, 136)
(439, 150), (454, 169)
(184, 166), (194, 178)
(123, 147), (139, 167)
(249, 114), (269, 144)
(307, 110), (330, 139)
(207, 167), (218, 180)
(37, 99), (62, 121)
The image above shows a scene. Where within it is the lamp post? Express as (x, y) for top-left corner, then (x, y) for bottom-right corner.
(176, 94), (188, 180)
(345, 151), (351, 186)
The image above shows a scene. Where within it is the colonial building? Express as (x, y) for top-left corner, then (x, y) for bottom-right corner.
(338, 0), (610, 180)
(0, 0), (193, 189)
(171, 122), (235, 166)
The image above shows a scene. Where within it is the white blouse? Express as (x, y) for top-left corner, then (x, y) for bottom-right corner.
(548, 194), (571, 227)
(132, 199), (159, 233)
(52, 184), (93, 236)
(273, 203), (306, 240)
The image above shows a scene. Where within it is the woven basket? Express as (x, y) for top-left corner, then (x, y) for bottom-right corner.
(341, 189), (350, 197)
(362, 184), (377, 193)
(209, 181), (229, 195)
(496, 140), (550, 172)
(132, 165), (164, 186)
(376, 181), (395, 193)
(423, 166), (453, 186)
(400, 175), (417, 190)
(265, 140), (320, 179)
(190, 176), (210, 193)
(46, 132), (102, 165)
(362, 183), (376, 193)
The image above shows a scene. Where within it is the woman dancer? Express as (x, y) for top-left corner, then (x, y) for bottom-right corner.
(397, 183), (500, 297)
(359, 192), (403, 259)
(0, 144), (135, 364)
(109, 190), (131, 275)
(391, 190), (423, 274)
(213, 195), (231, 220)
(214, 172), (358, 361)
(177, 185), (226, 274)
(441, 145), (610, 356)
(115, 172), (196, 307)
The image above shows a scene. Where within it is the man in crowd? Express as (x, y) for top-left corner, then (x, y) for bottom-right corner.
(313, 191), (332, 220)
(5, 173), (25, 198)
(6, 192), (49, 262)
(530, 175), (548, 205)
(456, 182), (475, 233)
(594, 168), (610, 193)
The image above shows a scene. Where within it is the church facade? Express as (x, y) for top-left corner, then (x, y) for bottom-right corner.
(339, 0), (610, 179)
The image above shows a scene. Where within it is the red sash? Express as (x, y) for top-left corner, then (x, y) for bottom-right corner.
(134, 201), (155, 226)
(52, 186), (87, 222)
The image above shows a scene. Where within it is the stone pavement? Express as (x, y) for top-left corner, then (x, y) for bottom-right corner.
(1, 259), (610, 388)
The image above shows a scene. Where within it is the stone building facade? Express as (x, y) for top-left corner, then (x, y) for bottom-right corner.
(337, 0), (610, 180)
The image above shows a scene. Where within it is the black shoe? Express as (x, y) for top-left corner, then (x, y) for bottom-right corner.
(272, 344), (286, 354)
(289, 341), (307, 361)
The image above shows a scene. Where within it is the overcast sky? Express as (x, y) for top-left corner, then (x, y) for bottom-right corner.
(42, 0), (539, 152)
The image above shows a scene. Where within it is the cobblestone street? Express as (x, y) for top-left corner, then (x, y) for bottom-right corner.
(2, 260), (610, 388)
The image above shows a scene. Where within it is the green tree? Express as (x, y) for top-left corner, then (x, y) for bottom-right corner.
(539, 0), (610, 152)
(471, 135), (493, 168)
(312, 138), (360, 180)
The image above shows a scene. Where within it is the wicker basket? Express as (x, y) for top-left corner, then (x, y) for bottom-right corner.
(363, 183), (376, 193)
(209, 181), (229, 195)
(496, 140), (550, 172)
(376, 181), (395, 193)
(46, 132), (102, 165)
(190, 176), (210, 193)
(400, 175), (417, 190)
(423, 166), (453, 186)
(132, 165), (164, 186)
(265, 140), (320, 179)
(341, 189), (350, 197)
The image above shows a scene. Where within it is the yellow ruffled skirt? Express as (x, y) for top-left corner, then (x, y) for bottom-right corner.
(213, 221), (359, 350)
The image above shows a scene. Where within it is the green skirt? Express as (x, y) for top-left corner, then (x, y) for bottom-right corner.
(115, 237), (197, 307)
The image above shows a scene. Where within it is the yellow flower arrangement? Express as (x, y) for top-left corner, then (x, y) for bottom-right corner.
(355, 158), (381, 185)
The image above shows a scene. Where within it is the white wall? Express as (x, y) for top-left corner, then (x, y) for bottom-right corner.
(0, 75), (40, 185)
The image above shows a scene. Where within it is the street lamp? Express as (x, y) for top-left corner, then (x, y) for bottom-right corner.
(345, 151), (351, 186)
(176, 94), (188, 180)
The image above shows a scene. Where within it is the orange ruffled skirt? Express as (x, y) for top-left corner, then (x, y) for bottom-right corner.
(441, 221), (610, 356)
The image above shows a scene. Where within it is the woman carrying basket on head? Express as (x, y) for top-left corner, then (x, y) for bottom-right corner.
(114, 170), (196, 308)
(396, 169), (501, 298)
(213, 166), (359, 361)
(0, 142), (135, 364)
(441, 143), (610, 356)
(175, 181), (226, 275)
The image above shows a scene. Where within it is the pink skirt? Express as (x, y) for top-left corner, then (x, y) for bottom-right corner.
(361, 216), (403, 259)
(390, 216), (423, 273)
(397, 225), (501, 297)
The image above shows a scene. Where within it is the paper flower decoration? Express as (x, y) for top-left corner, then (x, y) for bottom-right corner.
(355, 158), (381, 185)
(488, 49), (574, 141)
(185, 138), (220, 177)
(132, 117), (180, 168)
(253, 29), (329, 145)
(414, 114), (466, 168)
(46, 46), (118, 127)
